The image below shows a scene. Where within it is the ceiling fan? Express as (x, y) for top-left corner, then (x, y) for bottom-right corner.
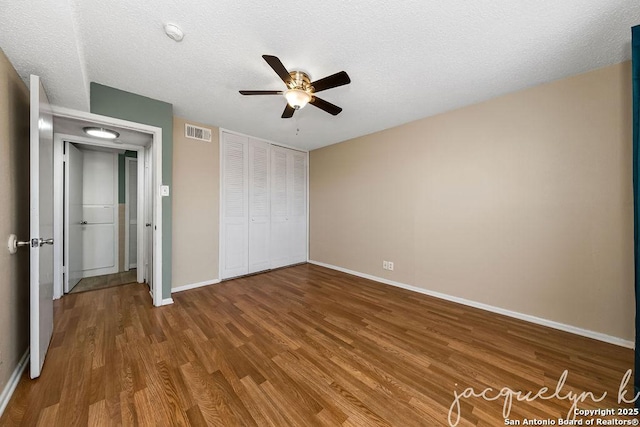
(239, 55), (351, 118)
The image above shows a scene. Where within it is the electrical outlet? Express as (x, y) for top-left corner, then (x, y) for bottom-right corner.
(383, 261), (389, 270)
(388, 261), (394, 271)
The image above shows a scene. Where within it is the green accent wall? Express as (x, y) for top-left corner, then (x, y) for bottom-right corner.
(90, 82), (173, 300)
(118, 151), (137, 204)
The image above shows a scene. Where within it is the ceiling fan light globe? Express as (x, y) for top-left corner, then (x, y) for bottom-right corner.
(284, 89), (311, 110)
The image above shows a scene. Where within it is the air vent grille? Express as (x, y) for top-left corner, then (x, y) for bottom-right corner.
(185, 123), (212, 142)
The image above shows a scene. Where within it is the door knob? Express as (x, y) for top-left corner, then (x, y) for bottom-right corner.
(145, 223), (152, 227)
(39, 238), (54, 246)
(80, 220), (88, 225)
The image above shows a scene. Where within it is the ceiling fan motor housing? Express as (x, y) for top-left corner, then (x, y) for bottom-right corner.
(288, 71), (312, 91)
(285, 71), (313, 109)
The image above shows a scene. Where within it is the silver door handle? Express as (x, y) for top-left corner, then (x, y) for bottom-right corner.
(39, 238), (54, 246)
(80, 220), (88, 225)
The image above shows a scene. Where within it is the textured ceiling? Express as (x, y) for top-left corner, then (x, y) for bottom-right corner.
(1, 0), (639, 150)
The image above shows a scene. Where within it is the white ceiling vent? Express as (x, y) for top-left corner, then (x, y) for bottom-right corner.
(185, 123), (212, 142)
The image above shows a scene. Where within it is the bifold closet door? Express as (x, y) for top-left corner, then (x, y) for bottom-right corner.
(270, 146), (307, 269)
(222, 132), (307, 279)
(289, 150), (307, 264)
(248, 139), (270, 273)
(221, 133), (249, 279)
(270, 147), (290, 269)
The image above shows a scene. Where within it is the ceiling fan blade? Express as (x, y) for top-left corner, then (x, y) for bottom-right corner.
(309, 97), (342, 116)
(262, 55), (292, 85)
(311, 71), (351, 93)
(281, 104), (295, 118)
(239, 90), (283, 95)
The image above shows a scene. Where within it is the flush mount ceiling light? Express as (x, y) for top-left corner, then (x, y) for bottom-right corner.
(164, 23), (184, 42)
(284, 88), (312, 110)
(83, 127), (120, 139)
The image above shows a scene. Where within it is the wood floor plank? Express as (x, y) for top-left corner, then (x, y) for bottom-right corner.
(35, 403), (58, 427)
(87, 400), (109, 427)
(185, 405), (208, 427)
(132, 387), (157, 426)
(239, 377), (291, 427)
(0, 264), (634, 426)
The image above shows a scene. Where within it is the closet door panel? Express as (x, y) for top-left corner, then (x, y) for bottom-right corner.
(248, 139), (270, 273)
(270, 147), (290, 269)
(289, 150), (307, 264)
(221, 133), (249, 279)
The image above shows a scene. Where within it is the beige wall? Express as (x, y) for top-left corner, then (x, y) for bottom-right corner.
(310, 61), (634, 341)
(172, 117), (219, 288)
(0, 50), (30, 392)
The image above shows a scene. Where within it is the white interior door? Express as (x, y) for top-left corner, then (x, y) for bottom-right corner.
(221, 132), (249, 279)
(65, 142), (83, 292)
(81, 150), (118, 278)
(248, 139), (270, 273)
(30, 75), (54, 379)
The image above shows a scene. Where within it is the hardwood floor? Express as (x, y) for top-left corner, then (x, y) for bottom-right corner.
(1, 263), (634, 426)
(69, 270), (138, 294)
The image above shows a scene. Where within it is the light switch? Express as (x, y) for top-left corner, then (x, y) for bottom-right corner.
(160, 185), (170, 197)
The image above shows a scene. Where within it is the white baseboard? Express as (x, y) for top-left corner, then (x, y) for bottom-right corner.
(308, 260), (634, 349)
(172, 279), (220, 293)
(0, 349), (29, 418)
(161, 298), (174, 306)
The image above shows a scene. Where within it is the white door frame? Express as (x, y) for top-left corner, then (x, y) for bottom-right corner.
(124, 156), (138, 271)
(144, 147), (152, 289)
(55, 135), (140, 294)
(51, 106), (164, 307)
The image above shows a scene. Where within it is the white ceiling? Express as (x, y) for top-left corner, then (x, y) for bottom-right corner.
(1, 0), (638, 150)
